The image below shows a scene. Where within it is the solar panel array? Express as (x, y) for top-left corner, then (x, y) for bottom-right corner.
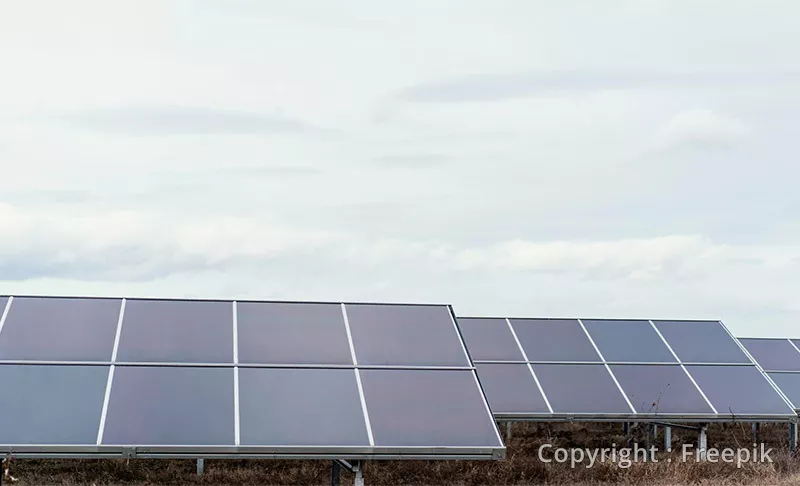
(739, 338), (800, 411)
(460, 317), (795, 421)
(0, 296), (504, 459)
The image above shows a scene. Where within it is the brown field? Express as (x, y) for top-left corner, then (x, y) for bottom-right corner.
(5, 422), (799, 485)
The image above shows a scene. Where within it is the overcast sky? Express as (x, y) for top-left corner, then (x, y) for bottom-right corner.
(2, 1), (800, 337)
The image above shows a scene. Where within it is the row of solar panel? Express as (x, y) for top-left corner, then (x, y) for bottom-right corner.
(458, 317), (750, 364)
(0, 297), (470, 367)
(0, 364), (499, 448)
(1, 295), (799, 460)
(458, 318), (794, 419)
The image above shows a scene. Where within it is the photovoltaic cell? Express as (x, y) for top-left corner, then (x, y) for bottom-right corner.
(531, 364), (631, 414)
(115, 299), (233, 363)
(102, 366), (235, 445)
(767, 373), (800, 409)
(474, 364), (549, 414)
(739, 339), (800, 372)
(359, 369), (501, 447)
(458, 318), (523, 361)
(239, 368), (369, 446)
(0, 365), (108, 445)
(346, 304), (468, 367)
(236, 302), (352, 365)
(654, 320), (750, 364)
(609, 365), (713, 415)
(582, 320), (676, 363)
(685, 365), (794, 416)
(510, 319), (600, 362)
(0, 297), (120, 361)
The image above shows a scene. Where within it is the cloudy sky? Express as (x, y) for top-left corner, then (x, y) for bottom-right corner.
(1, 1), (799, 337)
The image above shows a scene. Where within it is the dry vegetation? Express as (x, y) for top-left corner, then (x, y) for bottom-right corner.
(5, 422), (800, 485)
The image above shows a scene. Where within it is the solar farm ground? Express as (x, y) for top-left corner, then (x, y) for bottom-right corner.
(5, 422), (800, 485)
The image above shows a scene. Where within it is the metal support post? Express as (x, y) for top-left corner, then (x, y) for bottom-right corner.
(752, 423), (759, 445)
(664, 425), (672, 452)
(353, 460), (364, 486)
(505, 422), (512, 442)
(790, 421), (798, 452)
(698, 424), (708, 461)
(646, 423), (656, 449)
(331, 461), (340, 486)
(196, 459), (204, 475)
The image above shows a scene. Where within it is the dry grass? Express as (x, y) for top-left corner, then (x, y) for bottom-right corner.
(5, 422), (800, 485)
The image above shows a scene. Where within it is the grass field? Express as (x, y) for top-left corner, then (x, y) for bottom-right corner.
(5, 422), (800, 485)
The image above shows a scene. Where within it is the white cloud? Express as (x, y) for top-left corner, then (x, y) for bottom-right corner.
(2, 1), (800, 337)
(0, 204), (340, 280)
(652, 108), (749, 152)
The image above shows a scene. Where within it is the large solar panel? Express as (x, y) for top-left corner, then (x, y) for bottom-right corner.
(739, 338), (800, 412)
(0, 296), (504, 459)
(461, 317), (795, 421)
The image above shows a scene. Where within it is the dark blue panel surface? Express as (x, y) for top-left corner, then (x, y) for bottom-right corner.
(458, 318), (523, 361)
(0, 364), (108, 445)
(510, 319), (600, 362)
(102, 366), (235, 445)
(360, 369), (501, 447)
(654, 320), (750, 363)
(116, 299), (233, 363)
(583, 319), (676, 363)
(347, 305), (468, 367)
(237, 302), (352, 365)
(532, 364), (631, 414)
(686, 365), (794, 416)
(239, 368), (369, 446)
(0, 297), (120, 361)
(610, 364), (713, 414)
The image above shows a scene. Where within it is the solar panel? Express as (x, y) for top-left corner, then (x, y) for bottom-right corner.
(464, 315), (795, 422)
(346, 304), (469, 367)
(238, 368), (369, 446)
(458, 318), (523, 361)
(0, 297), (120, 361)
(532, 364), (632, 414)
(359, 369), (502, 447)
(474, 363), (549, 414)
(582, 319), (676, 363)
(0, 296), (504, 460)
(102, 366), (236, 446)
(236, 302), (352, 365)
(767, 373), (800, 408)
(0, 365), (107, 445)
(685, 365), (794, 416)
(654, 320), (750, 363)
(116, 299), (233, 363)
(509, 319), (600, 362)
(738, 338), (800, 411)
(609, 365), (713, 415)
(739, 338), (800, 372)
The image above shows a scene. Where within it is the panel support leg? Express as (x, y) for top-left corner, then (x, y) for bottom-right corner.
(353, 460), (364, 486)
(331, 461), (340, 486)
(646, 423), (656, 449)
(752, 423), (760, 446)
(790, 421), (798, 452)
(664, 426), (672, 452)
(196, 459), (204, 475)
(505, 422), (512, 442)
(698, 424), (708, 461)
